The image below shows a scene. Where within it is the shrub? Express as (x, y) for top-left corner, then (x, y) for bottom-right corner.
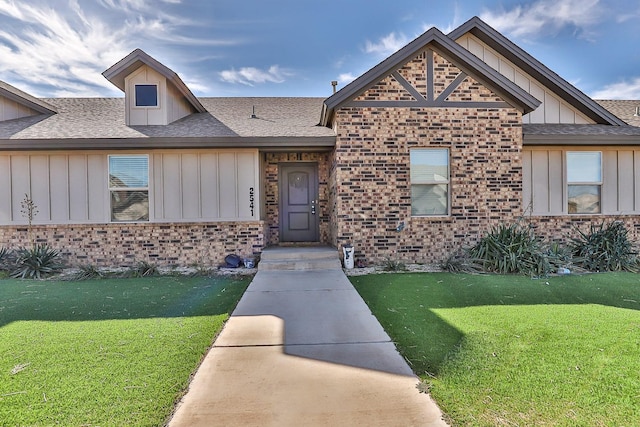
(382, 258), (406, 272)
(469, 222), (553, 276)
(10, 244), (63, 279)
(440, 250), (482, 273)
(126, 261), (159, 278)
(0, 247), (15, 274)
(68, 264), (105, 281)
(570, 221), (639, 272)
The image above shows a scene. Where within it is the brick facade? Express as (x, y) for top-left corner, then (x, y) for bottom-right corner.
(328, 49), (527, 264)
(527, 216), (640, 243)
(331, 106), (523, 264)
(3, 45), (636, 271)
(0, 222), (264, 267)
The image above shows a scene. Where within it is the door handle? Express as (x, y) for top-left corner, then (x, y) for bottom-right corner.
(311, 199), (317, 215)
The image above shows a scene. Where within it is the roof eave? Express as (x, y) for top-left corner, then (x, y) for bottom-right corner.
(0, 136), (336, 151)
(321, 27), (540, 127)
(448, 17), (627, 126)
(0, 84), (57, 115)
(431, 34), (540, 113)
(524, 134), (640, 145)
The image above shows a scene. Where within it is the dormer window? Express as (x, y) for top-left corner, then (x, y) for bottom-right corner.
(135, 84), (158, 107)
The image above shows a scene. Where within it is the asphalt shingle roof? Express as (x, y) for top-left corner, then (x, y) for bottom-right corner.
(596, 100), (640, 127)
(2, 93), (639, 148)
(523, 123), (640, 137)
(0, 97), (333, 141)
(202, 97), (331, 137)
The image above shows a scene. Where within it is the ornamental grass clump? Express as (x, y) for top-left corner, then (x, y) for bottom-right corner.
(10, 244), (63, 279)
(570, 221), (639, 272)
(468, 222), (552, 276)
(127, 260), (159, 277)
(68, 264), (105, 281)
(0, 247), (15, 278)
(0, 247), (13, 270)
(440, 250), (483, 273)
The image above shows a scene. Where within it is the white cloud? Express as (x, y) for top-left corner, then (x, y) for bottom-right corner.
(480, 0), (603, 40)
(338, 73), (356, 85)
(0, 0), (234, 97)
(422, 1), (463, 34)
(0, 2), (130, 96)
(422, 21), (457, 34)
(591, 78), (640, 99)
(219, 65), (292, 86)
(364, 32), (409, 56)
(99, 0), (181, 13)
(616, 7), (640, 23)
(182, 79), (210, 95)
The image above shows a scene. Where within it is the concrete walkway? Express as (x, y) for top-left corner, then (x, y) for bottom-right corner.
(168, 247), (447, 426)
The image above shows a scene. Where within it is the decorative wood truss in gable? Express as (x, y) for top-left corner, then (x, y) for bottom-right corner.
(345, 48), (510, 109)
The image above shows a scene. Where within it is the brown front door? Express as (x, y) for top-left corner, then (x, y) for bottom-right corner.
(279, 163), (319, 242)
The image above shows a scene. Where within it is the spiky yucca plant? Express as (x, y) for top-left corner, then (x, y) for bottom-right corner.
(469, 222), (552, 276)
(127, 261), (159, 278)
(11, 244), (63, 279)
(69, 264), (104, 281)
(571, 221), (639, 272)
(0, 247), (12, 269)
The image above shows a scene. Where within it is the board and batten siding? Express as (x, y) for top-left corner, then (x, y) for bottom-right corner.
(523, 148), (640, 215)
(152, 151), (259, 220)
(124, 64), (195, 126)
(0, 95), (39, 122)
(0, 150), (260, 225)
(455, 34), (593, 125)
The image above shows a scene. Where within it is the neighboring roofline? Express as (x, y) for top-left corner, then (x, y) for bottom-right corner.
(524, 134), (640, 145)
(523, 123), (640, 144)
(0, 136), (336, 151)
(0, 80), (57, 115)
(320, 28), (540, 127)
(102, 48), (207, 113)
(448, 17), (627, 126)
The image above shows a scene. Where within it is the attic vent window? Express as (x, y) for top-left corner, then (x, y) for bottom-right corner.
(135, 84), (158, 107)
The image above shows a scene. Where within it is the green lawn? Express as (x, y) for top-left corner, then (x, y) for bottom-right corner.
(351, 272), (640, 426)
(0, 275), (251, 426)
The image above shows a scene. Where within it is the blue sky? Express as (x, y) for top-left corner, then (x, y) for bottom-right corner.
(0, 0), (638, 99)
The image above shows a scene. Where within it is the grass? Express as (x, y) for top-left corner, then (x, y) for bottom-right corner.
(351, 272), (640, 426)
(0, 275), (251, 426)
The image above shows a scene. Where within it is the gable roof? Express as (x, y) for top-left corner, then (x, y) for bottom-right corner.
(102, 48), (206, 113)
(321, 27), (541, 127)
(448, 17), (626, 126)
(0, 80), (57, 115)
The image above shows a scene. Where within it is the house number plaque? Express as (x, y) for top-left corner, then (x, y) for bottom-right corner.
(249, 187), (255, 216)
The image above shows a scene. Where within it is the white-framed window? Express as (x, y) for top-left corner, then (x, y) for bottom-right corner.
(134, 84), (158, 107)
(567, 151), (601, 214)
(108, 155), (149, 222)
(410, 148), (449, 216)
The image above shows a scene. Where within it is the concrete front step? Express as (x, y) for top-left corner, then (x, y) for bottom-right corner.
(259, 246), (342, 271)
